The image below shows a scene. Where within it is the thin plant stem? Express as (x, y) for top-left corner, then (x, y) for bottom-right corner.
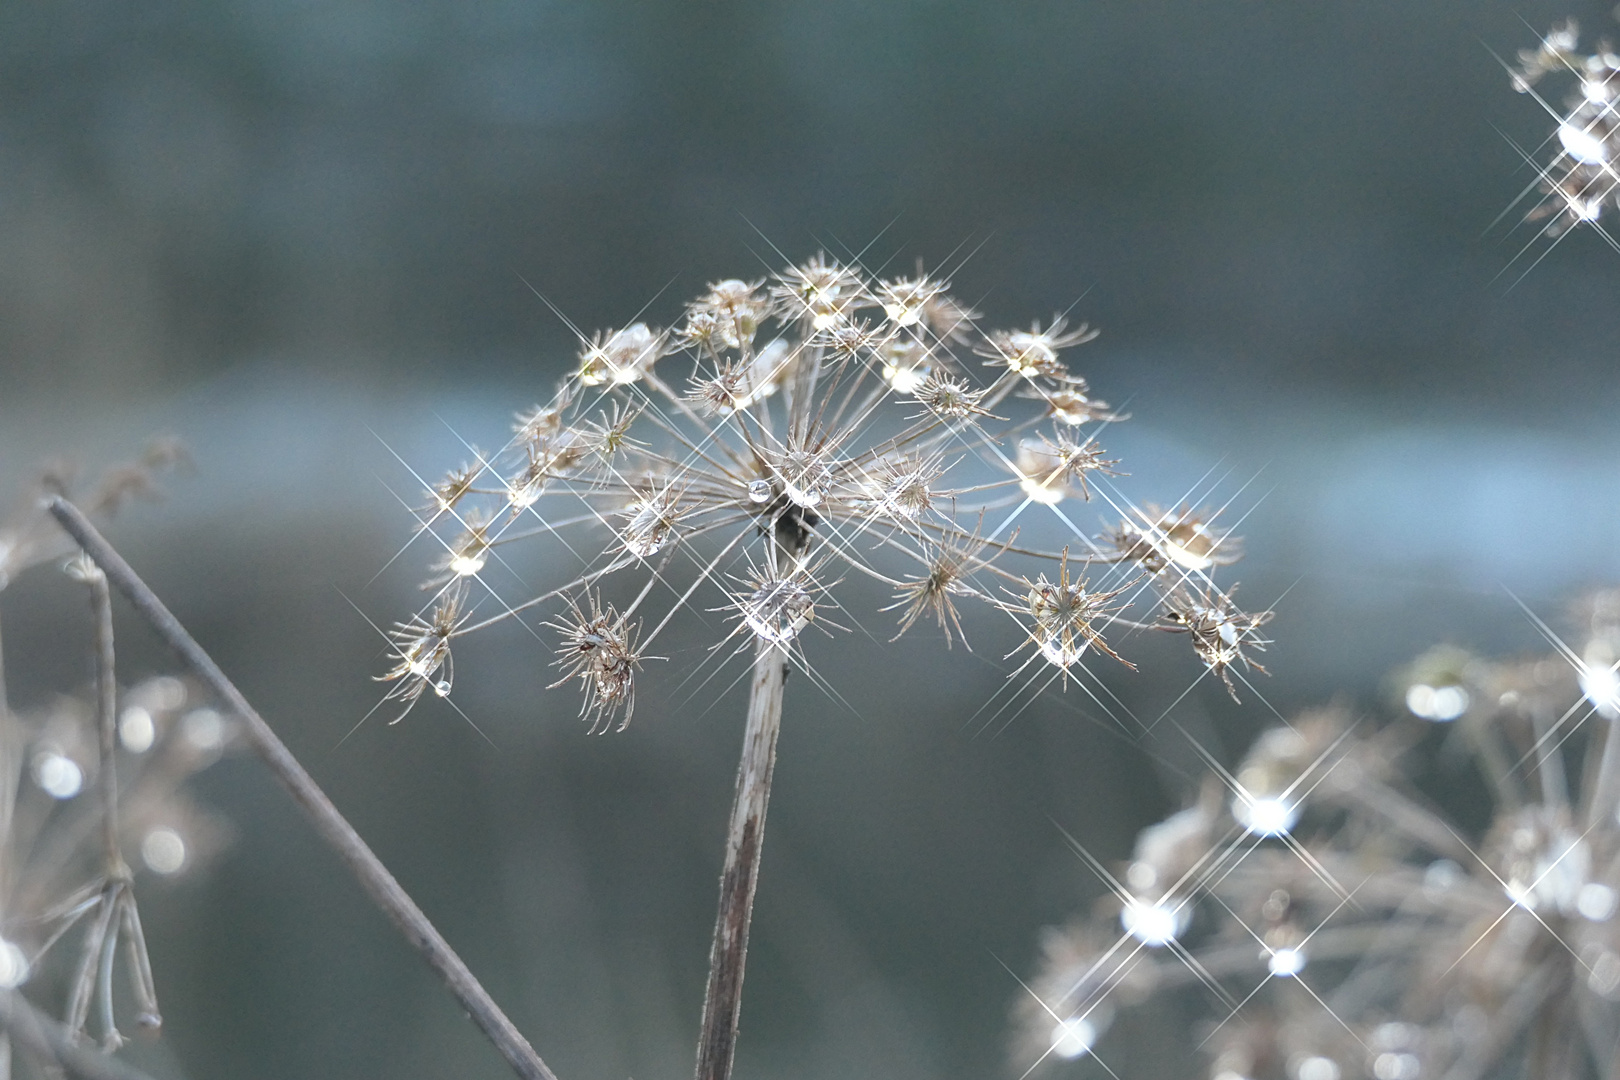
(0, 603), (8, 720)
(0, 990), (156, 1080)
(46, 497), (559, 1080)
(694, 636), (787, 1080)
(1588, 716), (1620, 831)
(89, 573), (124, 877)
(0, 609), (12, 1080)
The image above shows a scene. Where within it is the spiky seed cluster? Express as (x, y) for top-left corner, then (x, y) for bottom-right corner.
(547, 593), (641, 734)
(884, 531), (996, 648)
(1016, 612), (1620, 1080)
(377, 586), (466, 718)
(381, 253), (1270, 729)
(1009, 552), (1135, 672)
(977, 317), (1099, 380)
(1512, 21), (1620, 233)
(1106, 503), (1240, 574)
(1159, 586), (1272, 700)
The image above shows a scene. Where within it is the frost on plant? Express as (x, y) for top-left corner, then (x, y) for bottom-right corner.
(379, 255), (1272, 727)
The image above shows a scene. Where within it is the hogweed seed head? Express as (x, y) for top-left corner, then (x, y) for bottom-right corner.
(885, 528), (1001, 649)
(377, 585), (468, 720)
(1159, 585), (1273, 700)
(1107, 503), (1241, 574)
(1016, 597), (1620, 1079)
(547, 592), (643, 735)
(734, 571), (817, 646)
(379, 252), (1267, 730)
(577, 324), (667, 386)
(1007, 550), (1135, 672)
(1509, 21), (1620, 235)
(977, 316), (1098, 380)
(1014, 433), (1120, 504)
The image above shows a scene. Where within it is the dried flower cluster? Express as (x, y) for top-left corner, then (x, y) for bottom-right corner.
(0, 672), (238, 1043)
(381, 255), (1272, 728)
(1014, 591), (1620, 1080)
(0, 456), (236, 1054)
(1510, 20), (1620, 235)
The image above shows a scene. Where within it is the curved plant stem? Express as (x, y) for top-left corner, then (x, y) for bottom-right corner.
(46, 497), (558, 1080)
(694, 637), (787, 1080)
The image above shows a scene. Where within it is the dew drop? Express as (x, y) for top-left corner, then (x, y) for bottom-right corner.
(742, 580), (814, 643)
(141, 828), (187, 875)
(119, 706), (156, 754)
(1579, 882), (1617, 921)
(1050, 1018), (1097, 1060)
(33, 753), (82, 799)
(1267, 947), (1305, 977)
(0, 940), (28, 988)
(1560, 121), (1609, 165)
(1298, 1057), (1340, 1080)
(449, 553), (487, 577)
(1120, 900), (1182, 947)
(434, 680), (453, 697)
(1234, 794), (1300, 837)
(182, 708), (225, 751)
(747, 479), (773, 504)
(1039, 636), (1087, 668)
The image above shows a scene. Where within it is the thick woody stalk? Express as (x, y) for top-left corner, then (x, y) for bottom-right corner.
(46, 498), (558, 1080)
(694, 637), (787, 1080)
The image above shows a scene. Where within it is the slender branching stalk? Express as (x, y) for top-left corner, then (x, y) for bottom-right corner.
(0, 989), (157, 1080)
(60, 561), (160, 1049)
(0, 600), (9, 1080)
(695, 637), (787, 1080)
(376, 257), (1271, 1080)
(46, 497), (559, 1080)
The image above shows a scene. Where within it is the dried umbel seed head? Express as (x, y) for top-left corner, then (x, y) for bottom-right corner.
(619, 489), (681, 557)
(685, 279), (770, 351)
(426, 454), (486, 516)
(578, 323), (667, 386)
(876, 273), (950, 329)
(885, 531), (999, 648)
(770, 253), (866, 331)
(878, 338), (936, 394)
(0, 442), (186, 592)
(435, 512), (494, 579)
(506, 429), (589, 512)
(977, 316), (1098, 380)
(1159, 586), (1272, 700)
(377, 586), (467, 720)
(584, 400), (643, 459)
(912, 373), (992, 421)
(856, 454), (942, 523)
(383, 251), (1266, 734)
(1015, 434), (1120, 504)
(513, 392), (569, 447)
(768, 447), (834, 510)
(1008, 552), (1133, 672)
(1038, 381), (1123, 426)
(1107, 504), (1239, 574)
(547, 593), (643, 734)
(1509, 22), (1620, 234)
(737, 576), (815, 645)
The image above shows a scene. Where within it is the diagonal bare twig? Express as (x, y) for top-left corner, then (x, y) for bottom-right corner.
(46, 497), (558, 1080)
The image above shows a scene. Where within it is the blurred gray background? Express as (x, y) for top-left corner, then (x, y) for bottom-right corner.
(3, 1), (1620, 1077)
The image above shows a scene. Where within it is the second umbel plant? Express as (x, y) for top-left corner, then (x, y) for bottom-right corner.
(379, 254), (1271, 1080)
